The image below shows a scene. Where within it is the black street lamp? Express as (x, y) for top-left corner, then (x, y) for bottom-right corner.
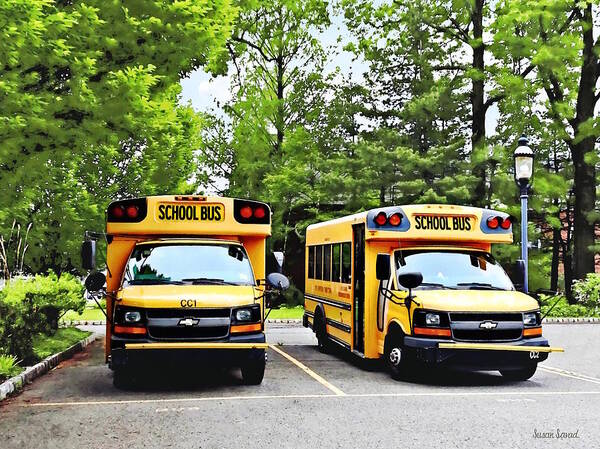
(514, 135), (534, 293)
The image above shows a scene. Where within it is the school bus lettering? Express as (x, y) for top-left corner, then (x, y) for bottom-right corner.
(157, 203), (224, 222)
(180, 299), (197, 308)
(303, 204), (563, 381)
(414, 214), (472, 231)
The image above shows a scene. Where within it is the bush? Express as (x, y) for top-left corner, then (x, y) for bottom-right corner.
(0, 271), (85, 363)
(540, 295), (600, 318)
(573, 273), (600, 313)
(282, 284), (304, 307)
(0, 355), (22, 382)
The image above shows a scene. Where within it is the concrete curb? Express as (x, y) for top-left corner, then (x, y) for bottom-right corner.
(543, 317), (600, 324)
(0, 333), (99, 402)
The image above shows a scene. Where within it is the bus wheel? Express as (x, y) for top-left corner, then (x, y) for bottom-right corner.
(314, 310), (329, 353)
(500, 365), (537, 381)
(385, 335), (411, 380)
(241, 351), (266, 385)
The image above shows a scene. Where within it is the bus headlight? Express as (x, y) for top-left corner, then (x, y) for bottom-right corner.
(523, 312), (539, 326)
(425, 313), (441, 326)
(124, 311), (142, 323)
(235, 308), (253, 322)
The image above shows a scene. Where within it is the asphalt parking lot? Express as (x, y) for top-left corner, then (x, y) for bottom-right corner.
(1, 324), (599, 449)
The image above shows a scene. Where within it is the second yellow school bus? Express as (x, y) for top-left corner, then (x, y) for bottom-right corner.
(303, 204), (563, 380)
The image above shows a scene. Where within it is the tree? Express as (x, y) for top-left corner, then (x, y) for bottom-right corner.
(0, 0), (237, 274)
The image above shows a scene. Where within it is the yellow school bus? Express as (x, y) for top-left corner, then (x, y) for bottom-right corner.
(303, 204), (563, 380)
(81, 195), (288, 387)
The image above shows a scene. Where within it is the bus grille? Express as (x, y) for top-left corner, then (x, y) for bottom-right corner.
(145, 308), (231, 340)
(450, 312), (523, 342)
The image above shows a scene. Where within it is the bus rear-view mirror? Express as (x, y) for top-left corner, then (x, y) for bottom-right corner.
(376, 253), (391, 280)
(81, 240), (97, 270)
(85, 271), (106, 292)
(398, 272), (423, 290)
(266, 272), (289, 291)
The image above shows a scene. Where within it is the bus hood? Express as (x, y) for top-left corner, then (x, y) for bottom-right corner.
(413, 289), (539, 312)
(116, 284), (260, 309)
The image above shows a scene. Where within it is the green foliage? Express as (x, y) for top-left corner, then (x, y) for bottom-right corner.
(0, 0), (238, 275)
(0, 272), (85, 362)
(540, 295), (600, 318)
(573, 274), (600, 312)
(0, 355), (22, 382)
(32, 328), (91, 360)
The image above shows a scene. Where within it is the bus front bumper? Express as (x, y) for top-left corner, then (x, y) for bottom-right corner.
(403, 336), (563, 370)
(110, 333), (266, 369)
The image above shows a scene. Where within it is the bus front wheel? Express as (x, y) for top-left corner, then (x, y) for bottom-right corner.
(384, 334), (413, 380)
(241, 352), (266, 385)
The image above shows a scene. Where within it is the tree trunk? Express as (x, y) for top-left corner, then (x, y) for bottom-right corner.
(471, 0), (487, 207)
(571, 2), (598, 280)
(550, 226), (560, 292)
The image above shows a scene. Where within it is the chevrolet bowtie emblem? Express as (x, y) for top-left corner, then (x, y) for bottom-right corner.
(479, 320), (498, 330)
(179, 318), (199, 327)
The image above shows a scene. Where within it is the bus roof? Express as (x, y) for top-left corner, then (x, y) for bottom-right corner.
(306, 204), (513, 244)
(106, 196), (271, 237)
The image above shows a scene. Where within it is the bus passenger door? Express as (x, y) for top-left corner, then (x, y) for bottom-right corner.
(352, 223), (365, 354)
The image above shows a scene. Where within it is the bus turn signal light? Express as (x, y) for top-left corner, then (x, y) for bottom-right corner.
(523, 327), (542, 338)
(240, 206), (253, 219)
(486, 216), (499, 229)
(500, 216), (512, 229)
(374, 212), (387, 226)
(114, 325), (147, 335)
(388, 213), (402, 226)
(230, 323), (262, 334)
(413, 327), (452, 337)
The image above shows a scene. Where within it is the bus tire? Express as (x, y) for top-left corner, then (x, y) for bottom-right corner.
(241, 352), (266, 385)
(314, 308), (329, 353)
(384, 332), (413, 380)
(500, 364), (537, 381)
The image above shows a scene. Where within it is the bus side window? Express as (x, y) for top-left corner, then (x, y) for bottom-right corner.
(308, 246), (315, 279)
(316, 245), (323, 280)
(332, 244), (341, 283)
(341, 242), (351, 284)
(323, 244), (332, 281)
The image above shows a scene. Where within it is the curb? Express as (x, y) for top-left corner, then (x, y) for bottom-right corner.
(0, 333), (99, 402)
(543, 317), (600, 324)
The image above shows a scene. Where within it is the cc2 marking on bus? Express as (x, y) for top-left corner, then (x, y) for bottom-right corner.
(181, 299), (197, 308)
(530, 351), (540, 359)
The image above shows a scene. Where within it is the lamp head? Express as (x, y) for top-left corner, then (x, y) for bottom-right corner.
(514, 135), (534, 186)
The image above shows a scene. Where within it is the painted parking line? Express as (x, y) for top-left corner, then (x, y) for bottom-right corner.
(19, 390), (600, 409)
(269, 344), (346, 396)
(539, 365), (600, 385)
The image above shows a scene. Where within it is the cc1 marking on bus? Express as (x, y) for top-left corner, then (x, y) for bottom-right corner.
(181, 299), (197, 308)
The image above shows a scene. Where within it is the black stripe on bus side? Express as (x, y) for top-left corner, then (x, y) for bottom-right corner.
(326, 318), (351, 333)
(304, 294), (352, 311)
(304, 310), (315, 318)
(328, 333), (351, 350)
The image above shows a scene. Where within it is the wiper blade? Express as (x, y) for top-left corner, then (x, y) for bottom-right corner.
(417, 282), (456, 290)
(128, 279), (184, 285)
(180, 277), (237, 285)
(455, 282), (505, 290)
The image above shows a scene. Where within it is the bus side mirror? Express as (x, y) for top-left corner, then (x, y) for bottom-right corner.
(266, 272), (289, 291)
(81, 240), (97, 270)
(376, 253), (391, 280)
(515, 259), (526, 292)
(85, 271), (106, 292)
(398, 272), (423, 290)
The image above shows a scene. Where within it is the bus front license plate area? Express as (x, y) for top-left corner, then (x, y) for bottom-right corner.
(156, 203), (224, 222)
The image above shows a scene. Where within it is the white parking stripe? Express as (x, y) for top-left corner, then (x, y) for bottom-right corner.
(539, 365), (600, 385)
(20, 390), (600, 409)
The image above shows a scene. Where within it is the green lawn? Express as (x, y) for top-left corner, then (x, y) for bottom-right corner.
(32, 328), (92, 360)
(266, 305), (304, 319)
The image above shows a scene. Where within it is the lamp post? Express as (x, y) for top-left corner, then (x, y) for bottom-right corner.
(514, 135), (534, 293)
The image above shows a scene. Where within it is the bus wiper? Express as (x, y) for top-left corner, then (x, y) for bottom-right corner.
(456, 282), (505, 290)
(417, 282), (456, 290)
(128, 279), (184, 285)
(181, 277), (237, 285)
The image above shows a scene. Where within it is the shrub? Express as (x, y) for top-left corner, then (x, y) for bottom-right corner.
(0, 355), (22, 382)
(282, 284), (304, 307)
(573, 273), (600, 313)
(540, 295), (600, 318)
(0, 271), (85, 363)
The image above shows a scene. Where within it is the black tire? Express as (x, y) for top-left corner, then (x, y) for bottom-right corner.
(500, 365), (537, 381)
(241, 351), (266, 385)
(314, 309), (329, 353)
(384, 332), (414, 380)
(113, 368), (134, 389)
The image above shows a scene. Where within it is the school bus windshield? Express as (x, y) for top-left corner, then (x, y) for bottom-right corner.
(123, 243), (255, 287)
(394, 249), (515, 291)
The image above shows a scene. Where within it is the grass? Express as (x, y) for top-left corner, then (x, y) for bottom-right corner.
(32, 328), (91, 360)
(0, 355), (21, 383)
(267, 305), (304, 319)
